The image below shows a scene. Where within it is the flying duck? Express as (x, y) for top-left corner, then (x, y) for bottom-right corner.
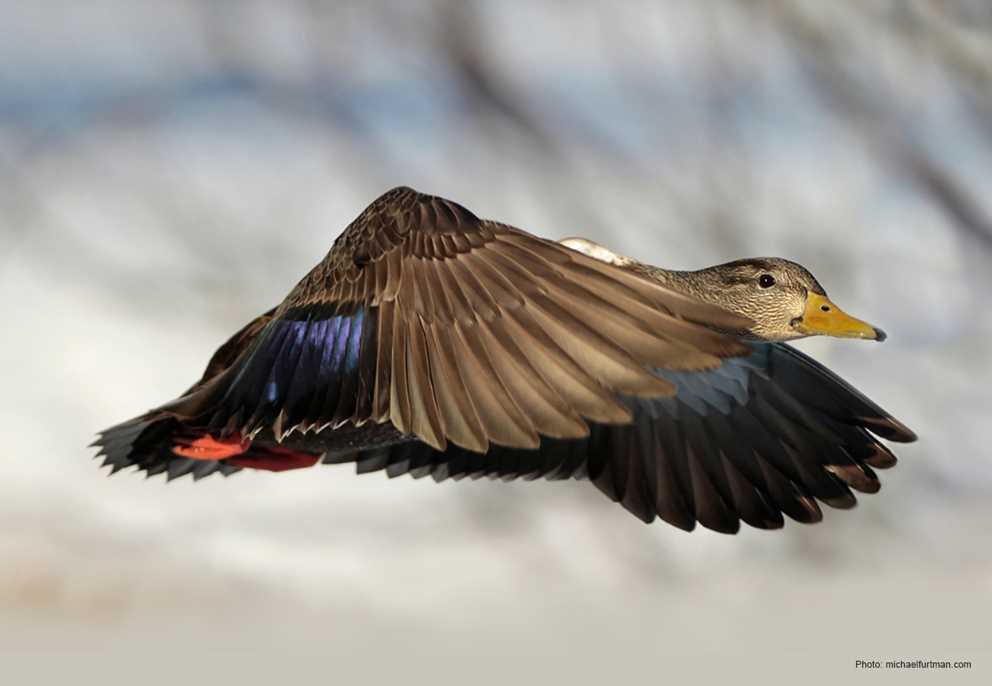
(93, 187), (916, 533)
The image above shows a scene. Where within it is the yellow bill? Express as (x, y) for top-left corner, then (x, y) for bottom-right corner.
(795, 293), (886, 341)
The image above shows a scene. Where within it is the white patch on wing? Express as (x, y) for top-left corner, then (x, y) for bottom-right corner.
(559, 237), (633, 266)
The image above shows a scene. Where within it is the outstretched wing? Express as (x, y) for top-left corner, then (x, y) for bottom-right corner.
(342, 342), (916, 533)
(171, 186), (753, 453)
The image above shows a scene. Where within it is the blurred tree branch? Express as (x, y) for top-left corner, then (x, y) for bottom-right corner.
(764, 0), (992, 251)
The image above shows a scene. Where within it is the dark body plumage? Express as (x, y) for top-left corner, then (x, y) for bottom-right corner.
(93, 187), (915, 533)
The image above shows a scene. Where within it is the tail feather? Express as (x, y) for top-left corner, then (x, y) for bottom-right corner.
(93, 416), (242, 481)
(92, 416), (320, 481)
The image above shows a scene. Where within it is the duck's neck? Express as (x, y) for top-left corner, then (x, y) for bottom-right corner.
(625, 262), (715, 303)
(560, 239), (723, 306)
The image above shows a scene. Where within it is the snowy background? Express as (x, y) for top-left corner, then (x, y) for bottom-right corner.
(1, 1), (990, 683)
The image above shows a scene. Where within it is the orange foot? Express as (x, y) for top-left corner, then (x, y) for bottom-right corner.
(172, 433), (250, 460)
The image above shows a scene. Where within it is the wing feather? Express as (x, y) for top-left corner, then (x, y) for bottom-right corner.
(479, 317), (588, 440)
(453, 321), (539, 448)
(500, 306), (632, 425)
(404, 315), (446, 450)
(388, 301), (414, 435)
(423, 320), (488, 453)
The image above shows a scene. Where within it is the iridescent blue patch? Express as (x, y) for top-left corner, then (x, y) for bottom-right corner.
(219, 310), (368, 415)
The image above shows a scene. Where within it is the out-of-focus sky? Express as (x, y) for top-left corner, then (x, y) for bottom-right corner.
(2, 1), (990, 683)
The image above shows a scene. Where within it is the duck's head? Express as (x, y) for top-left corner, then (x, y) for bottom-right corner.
(561, 239), (886, 344)
(685, 257), (886, 343)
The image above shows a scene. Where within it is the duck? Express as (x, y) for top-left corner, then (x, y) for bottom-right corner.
(93, 186), (916, 533)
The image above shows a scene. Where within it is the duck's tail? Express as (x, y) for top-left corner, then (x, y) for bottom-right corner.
(92, 415), (321, 481)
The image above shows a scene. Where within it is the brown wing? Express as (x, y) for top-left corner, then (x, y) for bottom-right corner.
(177, 186), (752, 452)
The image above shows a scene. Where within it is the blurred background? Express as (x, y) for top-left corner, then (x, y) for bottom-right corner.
(2, 1), (990, 683)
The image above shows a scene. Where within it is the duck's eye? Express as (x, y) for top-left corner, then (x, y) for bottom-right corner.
(758, 274), (775, 288)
